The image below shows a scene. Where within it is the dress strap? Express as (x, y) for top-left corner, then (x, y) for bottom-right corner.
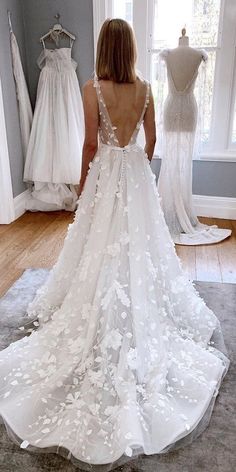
(137, 80), (150, 127)
(41, 38), (46, 49)
(93, 74), (120, 147)
(93, 74), (103, 102)
(69, 37), (74, 49)
(93, 75), (103, 114)
(93, 75), (107, 116)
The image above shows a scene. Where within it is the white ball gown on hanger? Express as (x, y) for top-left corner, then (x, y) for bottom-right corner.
(157, 49), (231, 246)
(23, 47), (84, 211)
(0, 76), (229, 470)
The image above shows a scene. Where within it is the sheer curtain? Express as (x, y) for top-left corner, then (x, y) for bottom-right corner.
(0, 78), (15, 224)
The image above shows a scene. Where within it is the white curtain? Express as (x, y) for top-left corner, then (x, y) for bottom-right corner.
(0, 78), (15, 224)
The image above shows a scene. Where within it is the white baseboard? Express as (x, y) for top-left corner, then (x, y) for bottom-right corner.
(14, 188), (30, 220)
(193, 194), (236, 219)
(12, 190), (236, 221)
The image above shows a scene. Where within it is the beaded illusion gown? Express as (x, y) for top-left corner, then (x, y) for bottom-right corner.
(0, 76), (229, 470)
(157, 49), (231, 245)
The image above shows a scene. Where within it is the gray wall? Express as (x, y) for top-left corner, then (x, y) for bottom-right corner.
(1, 0), (236, 199)
(0, 0), (27, 197)
(22, 0), (94, 105)
(151, 159), (236, 198)
(0, 0), (94, 198)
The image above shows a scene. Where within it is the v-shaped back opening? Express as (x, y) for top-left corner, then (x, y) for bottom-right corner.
(166, 61), (199, 93)
(95, 77), (149, 148)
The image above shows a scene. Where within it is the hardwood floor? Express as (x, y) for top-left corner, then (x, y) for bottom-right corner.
(0, 211), (235, 297)
(176, 217), (236, 283)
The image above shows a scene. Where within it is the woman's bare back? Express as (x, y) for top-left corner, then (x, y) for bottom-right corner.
(99, 78), (147, 147)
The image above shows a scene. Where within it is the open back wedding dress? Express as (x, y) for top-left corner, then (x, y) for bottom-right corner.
(157, 49), (231, 246)
(0, 76), (229, 470)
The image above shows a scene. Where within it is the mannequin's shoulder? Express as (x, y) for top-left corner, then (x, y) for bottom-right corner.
(197, 48), (208, 62)
(159, 48), (170, 60)
(185, 47), (207, 62)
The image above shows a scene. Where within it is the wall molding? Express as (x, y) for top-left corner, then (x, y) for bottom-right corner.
(11, 191), (236, 222)
(14, 188), (30, 221)
(0, 78), (15, 224)
(92, 0), (110, 60)
(193, 194), (236, 219)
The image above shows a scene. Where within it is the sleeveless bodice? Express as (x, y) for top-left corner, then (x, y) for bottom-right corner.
(94, 76), (150, 147)
(37, 48), (77, 72)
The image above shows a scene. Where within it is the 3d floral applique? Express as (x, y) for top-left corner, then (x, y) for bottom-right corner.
(120, 231), (129, 245)
(101, 281), (130, 310)
(101, 329), (123, 352)
(0, 75), (228, 466)
(127, 348), (139, 370)
(20, 440), (30, 449)
(106, 243), (121, 257)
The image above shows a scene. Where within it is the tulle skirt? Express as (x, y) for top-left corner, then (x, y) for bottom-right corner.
(24, 68), (84, 184)
(0, 143), (229, 469)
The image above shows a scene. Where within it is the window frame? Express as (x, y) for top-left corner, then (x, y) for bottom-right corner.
(93, 0), (236, 162)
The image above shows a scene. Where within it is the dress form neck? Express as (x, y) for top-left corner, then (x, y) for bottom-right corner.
(178, 27), (189, 47)
(178, 36), (189, 47)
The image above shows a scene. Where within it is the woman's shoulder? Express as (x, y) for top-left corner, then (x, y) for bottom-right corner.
(83, 79), (95, 91)
(83, 79), (99, 100)
(82, 79), (98, 106)
(136, 75), (151, 96)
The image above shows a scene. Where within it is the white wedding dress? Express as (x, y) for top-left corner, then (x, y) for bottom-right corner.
(24, 47), (84, 211)
(0, 76), (229, 470)
(157, 49), (231, 245)
(10, 30), (33, 159)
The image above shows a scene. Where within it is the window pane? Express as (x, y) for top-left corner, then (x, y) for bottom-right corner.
(153, 0), (221, 49)
(112, 0), (133, 25)
(151, 0), (221, 147)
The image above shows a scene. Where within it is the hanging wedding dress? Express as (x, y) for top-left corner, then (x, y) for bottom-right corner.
(157, 49), (231, 245)
(10, 30), (33, 159)
(24, 46), (84, 211)
(0, 76), (229, 470)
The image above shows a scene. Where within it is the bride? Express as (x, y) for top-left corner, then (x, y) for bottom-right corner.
(0, 19), (229, 470)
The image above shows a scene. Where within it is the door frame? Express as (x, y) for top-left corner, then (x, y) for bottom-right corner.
(0, 76), (15, 224)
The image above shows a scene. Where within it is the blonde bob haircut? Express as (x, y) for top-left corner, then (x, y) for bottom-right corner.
(96, 19), (137, 83)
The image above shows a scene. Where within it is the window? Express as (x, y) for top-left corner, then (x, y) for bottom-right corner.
(229, 52), (236, 147)
(151, 0), (221, 148)
(93, 0), (236, 161)
(112, 0), (133, 25)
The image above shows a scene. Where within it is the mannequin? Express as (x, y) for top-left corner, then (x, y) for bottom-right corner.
(157, 30), (231, 246)
(166, 28), (203, 98)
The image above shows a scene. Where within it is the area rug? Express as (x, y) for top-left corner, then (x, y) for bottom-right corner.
(0, 269), (235, 472)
